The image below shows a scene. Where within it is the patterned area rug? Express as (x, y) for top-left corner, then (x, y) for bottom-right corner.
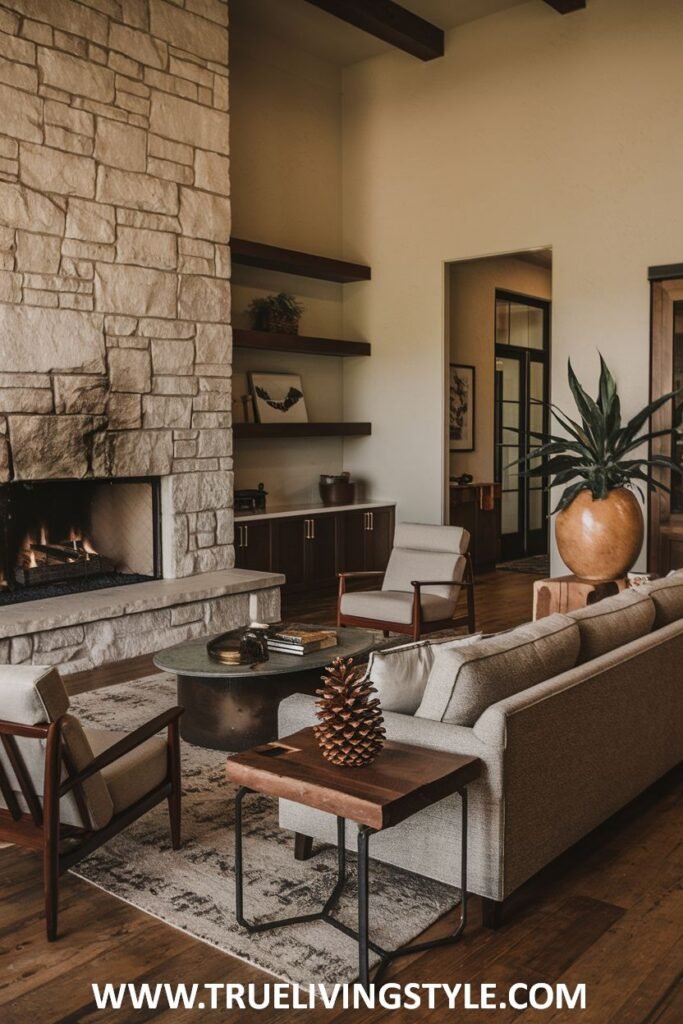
(70, 674), (459, 984)
(497, 554), (549, 576)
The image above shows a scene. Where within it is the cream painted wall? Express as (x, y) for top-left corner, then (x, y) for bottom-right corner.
(230, 21), (349, 505)
(448, 256), (551, 482)
(341, 0), (683, 568)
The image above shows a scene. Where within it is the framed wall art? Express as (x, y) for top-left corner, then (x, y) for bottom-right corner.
(248, 371), (309, 425)
(449, 364), (475, 451)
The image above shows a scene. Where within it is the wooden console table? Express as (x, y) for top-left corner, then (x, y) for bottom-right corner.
(533, 575), (629, 620)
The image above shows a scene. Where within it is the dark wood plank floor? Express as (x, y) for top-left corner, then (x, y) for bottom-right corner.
(1, 570), (681, 1023)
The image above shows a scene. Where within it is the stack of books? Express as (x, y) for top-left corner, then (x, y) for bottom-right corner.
(267, 625), (338, 656)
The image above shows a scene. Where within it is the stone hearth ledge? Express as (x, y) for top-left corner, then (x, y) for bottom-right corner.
(0, 569), (284, 640)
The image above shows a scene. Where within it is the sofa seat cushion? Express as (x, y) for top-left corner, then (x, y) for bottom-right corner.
(568, 589), (655, 663)
(340, 589), (456, 625)
(85, 728), (168, 816)
(366, 633), (482, 714)
(415, 613), (580, 726)
(641, 573), (683, 629)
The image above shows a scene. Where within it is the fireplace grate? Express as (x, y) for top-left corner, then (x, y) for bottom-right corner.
(0, 571), (155, 607)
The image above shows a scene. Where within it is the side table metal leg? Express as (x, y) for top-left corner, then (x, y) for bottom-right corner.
(234, 785), (250, 928)
(358, 825), (371, 989)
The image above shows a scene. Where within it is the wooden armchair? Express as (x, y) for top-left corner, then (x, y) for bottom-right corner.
(0, 665), (183, 940)
(338, 523), (476, 641)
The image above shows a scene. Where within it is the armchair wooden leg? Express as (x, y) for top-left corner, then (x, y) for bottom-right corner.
(44, 721), (61, 941)
(294, 832), (313, 861)
(382, 630), (390, 638)
(167, 720), (182, 850)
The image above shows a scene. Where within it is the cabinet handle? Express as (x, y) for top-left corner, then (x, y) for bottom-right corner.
(312, 518), (315, 540)
(364, 512), (369, 531)
(237, 525), (243, 548)
(244, 525), (248, 548)
(304, 519), (310, 540)
(369, 512), (374, 531)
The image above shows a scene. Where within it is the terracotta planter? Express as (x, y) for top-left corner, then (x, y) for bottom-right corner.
(555, 487), (644, 581)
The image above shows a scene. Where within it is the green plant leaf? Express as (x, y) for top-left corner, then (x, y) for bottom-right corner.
(551, 480), (589, 514)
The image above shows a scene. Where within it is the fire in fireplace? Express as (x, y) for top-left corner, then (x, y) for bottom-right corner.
(0, 478), (161, 605)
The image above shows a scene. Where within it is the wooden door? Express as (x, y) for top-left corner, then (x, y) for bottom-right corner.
(271, 516), (306, 589)
(305, 514), (338, 587)
(649, 277), (683, 572)
(234, 520), (270, 572)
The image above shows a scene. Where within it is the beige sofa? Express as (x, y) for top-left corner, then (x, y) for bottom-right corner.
(278, 574), (683, 922)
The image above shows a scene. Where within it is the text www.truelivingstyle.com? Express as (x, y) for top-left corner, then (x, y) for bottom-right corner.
(91, 981), (587, 1012)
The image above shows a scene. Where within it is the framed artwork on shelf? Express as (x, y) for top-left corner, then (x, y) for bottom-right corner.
(449, 364), (475, 451)
(248, 371), (309, 425)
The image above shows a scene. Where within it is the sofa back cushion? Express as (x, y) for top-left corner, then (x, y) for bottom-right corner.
(640, 572), (683, 629)
(366, 633), (481, 714)
(415, 613), (580, 726)
(568, 589), (655, 664)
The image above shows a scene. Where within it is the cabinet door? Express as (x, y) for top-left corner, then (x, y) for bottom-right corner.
(234, 520), (270, 572)
(271, 517), (306, 590)
(340, 510), (367, 572)
(365, 507), (394, 572)
(305, 514), (338, 587)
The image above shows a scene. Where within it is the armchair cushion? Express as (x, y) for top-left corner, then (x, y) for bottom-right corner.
(85, 728), (168, 816)
(0, 666), (113, 831)
(381, 523), (469, 603)
(415, 613), (580, 726)
(340, 589), (456, 625)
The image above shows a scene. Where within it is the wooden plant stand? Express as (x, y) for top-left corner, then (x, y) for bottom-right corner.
(533, 574), (629, 620)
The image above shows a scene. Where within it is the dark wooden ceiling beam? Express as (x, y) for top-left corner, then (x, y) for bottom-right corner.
(543, 0), (587, 12)
(303, 0), (444, 61)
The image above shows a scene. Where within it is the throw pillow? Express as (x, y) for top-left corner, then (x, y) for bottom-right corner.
(415, 613), (580, 726)
(568, 589), (656, 663)
(366, 633), (481, 715)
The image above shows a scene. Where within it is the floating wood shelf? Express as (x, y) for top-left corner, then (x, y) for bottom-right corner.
(233, 328), (370, 358)
(231, 238), (371, 283)
(234, 423), (372, 439)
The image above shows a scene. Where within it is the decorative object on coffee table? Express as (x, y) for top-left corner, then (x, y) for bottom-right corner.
(248, 292), (304, 334)
(249, 371), (308, 425)
(319, 471), (356, 505)
(314, 657), (385, 767)
(514, 354), (682, 580)
(154, 626), (376, 751)
(226, 728), (481, 987)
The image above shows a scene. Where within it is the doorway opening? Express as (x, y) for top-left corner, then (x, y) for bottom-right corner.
(446, 250), (552, 571)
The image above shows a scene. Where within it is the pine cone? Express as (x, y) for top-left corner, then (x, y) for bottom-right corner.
(313, 656), (386, 768)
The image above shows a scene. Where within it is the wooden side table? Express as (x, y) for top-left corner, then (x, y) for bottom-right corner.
(226, 728), (481, 987)
(533, 574), (630, 620)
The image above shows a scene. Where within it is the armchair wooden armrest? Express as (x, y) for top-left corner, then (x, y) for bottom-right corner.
(60, 706), (184, 796)
(337, 571), (385, 580)
(410, 579), (473, 588)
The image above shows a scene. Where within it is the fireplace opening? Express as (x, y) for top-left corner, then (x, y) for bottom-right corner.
(0, 478), (162, 606)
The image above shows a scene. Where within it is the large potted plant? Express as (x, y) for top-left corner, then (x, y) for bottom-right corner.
(519, 356), (681, 581)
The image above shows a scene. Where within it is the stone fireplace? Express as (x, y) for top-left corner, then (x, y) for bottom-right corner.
(0, 0), (282, 671)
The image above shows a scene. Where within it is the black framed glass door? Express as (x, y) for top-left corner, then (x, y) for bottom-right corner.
(494, 290), (550, 560)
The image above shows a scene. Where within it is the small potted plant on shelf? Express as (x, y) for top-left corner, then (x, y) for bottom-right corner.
(514, 354), (681, 581)
(248, 292), (305, 335)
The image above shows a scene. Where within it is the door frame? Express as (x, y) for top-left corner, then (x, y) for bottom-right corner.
(649, 277), (683, 572)
(494, 289), (551, 560)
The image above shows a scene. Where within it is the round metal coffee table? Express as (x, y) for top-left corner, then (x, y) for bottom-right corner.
(154, 626), (376, 752)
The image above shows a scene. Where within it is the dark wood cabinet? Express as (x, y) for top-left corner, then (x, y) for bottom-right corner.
(234, 520), (270, 573)
(341, 507), (395, 572)
(235, 505), (395, 592)
(449, 484), (501, 571)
